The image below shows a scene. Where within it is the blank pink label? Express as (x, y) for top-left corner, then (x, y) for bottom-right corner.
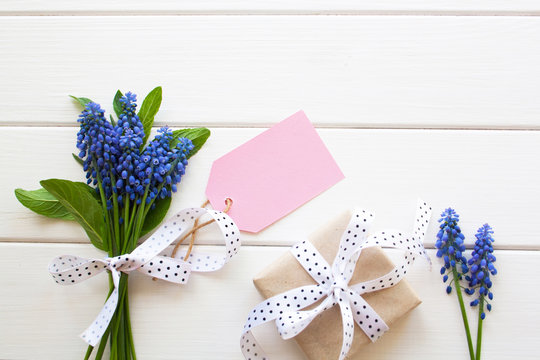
(206, 110), (344, 233)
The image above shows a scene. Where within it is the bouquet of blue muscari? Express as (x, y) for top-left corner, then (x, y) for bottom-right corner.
(15, 87), (210, 360)
(435, 208), (498, 360)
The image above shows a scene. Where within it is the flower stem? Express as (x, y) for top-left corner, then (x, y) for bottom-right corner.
(93, 163), (113, 255)
(83, 345), (93, 360)
(476, 296), (484, 360)
(124, 198), (130, 241)
(110, 273), (131, 358)
(125, 293), (137, 360)
(452, 267), (475, 360)
(94, 326), (110, 360)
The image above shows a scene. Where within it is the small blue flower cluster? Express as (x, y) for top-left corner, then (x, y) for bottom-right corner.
(117, 92), (144, 148)
(77, 93), (193, 210)
(435, 208), (468, 294)
(465, 224), (497, 319)
(77, 102), (120, 203)
(138, 127), (192, 203)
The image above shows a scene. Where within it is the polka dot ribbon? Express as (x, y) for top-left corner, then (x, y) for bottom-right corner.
(48, 207), (240, 346)
(240, 199), (432, 360)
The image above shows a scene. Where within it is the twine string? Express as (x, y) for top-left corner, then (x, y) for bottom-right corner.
(152, 198), (233, 281)
(172, 198), (233, 260)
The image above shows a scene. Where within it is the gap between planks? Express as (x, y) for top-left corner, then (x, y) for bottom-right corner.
(1, 239), (539, 252)
(1, 11), (540, 16)
(2, 123), (540, 131)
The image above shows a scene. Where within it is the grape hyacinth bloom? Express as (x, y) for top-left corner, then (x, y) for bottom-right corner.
(435, 208), (468, 293)
(77, 94), (194, 214)
(435, 208), (475, 360)
(139, 127), (194, 206)
(466, 224), (497, 317)
(116, 92), (145, 144)
(76, 102), (120, 206)
(466, 224), (497, 360)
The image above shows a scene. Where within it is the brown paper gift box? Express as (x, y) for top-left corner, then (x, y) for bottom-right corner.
(253, 210), (422, 360)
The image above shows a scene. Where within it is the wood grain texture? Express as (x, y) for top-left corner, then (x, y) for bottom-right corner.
(0, 243), (537, 359)
(2, 127), (539, 249)
(1, 5), (539, 360)
(1, 0), (540, 15)
(1, 16), (540, 129)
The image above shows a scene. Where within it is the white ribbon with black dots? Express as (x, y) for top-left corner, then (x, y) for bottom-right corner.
(49, 207), (240, 347)
(240, 200), (431, 360)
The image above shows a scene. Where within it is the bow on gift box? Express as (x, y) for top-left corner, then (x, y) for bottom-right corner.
(49, 207), (240, 346)
(240, 200), (432, 360)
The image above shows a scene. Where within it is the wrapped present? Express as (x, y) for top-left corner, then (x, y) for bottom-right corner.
(241, 200), (432, 360)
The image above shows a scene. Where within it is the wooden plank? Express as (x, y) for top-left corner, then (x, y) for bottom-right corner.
(0, 243), (537, 359)
(1, 1), (540, 15)
(1, 16), (540, 129)
(2, 127), (539, 249)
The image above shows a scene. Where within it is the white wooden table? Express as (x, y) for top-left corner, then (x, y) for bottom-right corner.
(1, 1), (539, 359)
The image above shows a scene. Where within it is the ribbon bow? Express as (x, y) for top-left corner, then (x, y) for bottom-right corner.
(49, 207), (240, 346)
(241, 199), (431, 360)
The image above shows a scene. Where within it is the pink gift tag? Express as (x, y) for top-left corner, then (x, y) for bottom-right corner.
(206, 111), (344, 233)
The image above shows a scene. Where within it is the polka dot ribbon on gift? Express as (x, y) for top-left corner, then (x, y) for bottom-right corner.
(240, 199), (432, 360)
(48, 207), (240, 347)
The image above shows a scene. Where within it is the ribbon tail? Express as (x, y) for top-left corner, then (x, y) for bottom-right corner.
(240, 331), (268, 360)
(80, 286), (119, 346)
(336, 291), (355, 360)
(346, 289), (388, 342)
(80, 268), (121, 346)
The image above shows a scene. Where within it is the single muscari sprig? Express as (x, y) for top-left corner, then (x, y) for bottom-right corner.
(466, 223), (497, 360)
(116, 129), (144, 205)
(76, 102), (120, 207)
(139, 127), (193, 207)
(117, 92), (144, 142)
(114, 92), (144, 206)
(436, 208), (468, 293)
(466, 224), (497, 317)
(435, 208), (475, 360)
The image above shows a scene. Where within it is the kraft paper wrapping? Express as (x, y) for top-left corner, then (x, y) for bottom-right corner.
(253, 210), (422, 360)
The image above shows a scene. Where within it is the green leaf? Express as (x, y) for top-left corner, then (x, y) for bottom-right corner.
(73, 181), (101, 201)
(72, 153), (84, 166)
(109, 114), (116, 127)
(41, 179), (107, 251)
(138, 86), (162, 147)
(14, 182), (99, 222)
(171, 127), (211, 159)
(14, 188), (75, 220)
(113, 90), (123, 118)
(140, 196), (171, 237)
(69, 95), (93, 108)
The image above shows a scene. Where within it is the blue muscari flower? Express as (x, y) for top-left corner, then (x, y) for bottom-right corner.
(466, 224), (497, 318)
(139, 127), (194, 206)
(76, 102), (120, 206)
(435, 208), (468, 294)
(116, 92), (144, 144)
(76, 92), (194, 211)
